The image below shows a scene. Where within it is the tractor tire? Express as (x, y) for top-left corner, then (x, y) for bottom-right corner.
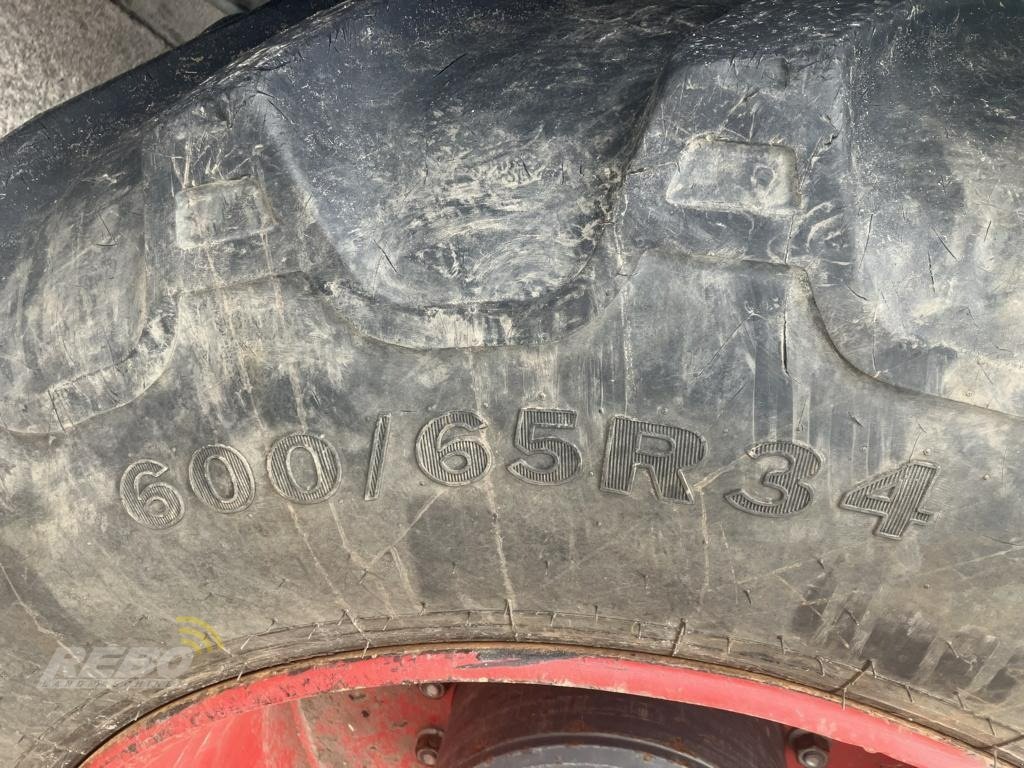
(1, 0), (1024, 764)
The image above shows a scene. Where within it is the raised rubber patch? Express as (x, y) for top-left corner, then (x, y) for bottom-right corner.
(666, 139), (798, 214)
(174, 177), (274, 249)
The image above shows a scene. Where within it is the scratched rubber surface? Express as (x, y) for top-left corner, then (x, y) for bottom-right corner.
(1, 0), (1024, 765)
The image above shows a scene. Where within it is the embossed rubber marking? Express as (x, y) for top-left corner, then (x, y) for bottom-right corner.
(266, 433), (342, 504)
(119, 460), (184, 530)
(119, 409), (941, 540)
(415, 411), (492, 487)
(725, 441), (823, 517)
(363, 413), (392, 501)
(188, 444), (256, 513)
(507, 407), (582, 485)
(601, 415), (707, 502)
(840, 461), (939, 539)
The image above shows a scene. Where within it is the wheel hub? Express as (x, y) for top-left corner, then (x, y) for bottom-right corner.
(440, 684), (784, 768)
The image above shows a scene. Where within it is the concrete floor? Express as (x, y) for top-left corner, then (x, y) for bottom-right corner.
(0, 0), (262, 138)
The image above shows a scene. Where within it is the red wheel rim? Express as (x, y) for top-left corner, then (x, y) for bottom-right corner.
(85, 644), (995, 768)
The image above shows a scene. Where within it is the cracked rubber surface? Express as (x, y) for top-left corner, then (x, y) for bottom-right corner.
(2, 0), (1024, 765)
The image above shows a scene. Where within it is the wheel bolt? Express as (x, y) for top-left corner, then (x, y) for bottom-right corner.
(791, 730), (829, 768)
(416, 728), (444, 766)
(419, 682), (447, 699)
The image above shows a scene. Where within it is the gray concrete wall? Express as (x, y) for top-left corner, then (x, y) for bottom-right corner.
(0, 0), (261, 138)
